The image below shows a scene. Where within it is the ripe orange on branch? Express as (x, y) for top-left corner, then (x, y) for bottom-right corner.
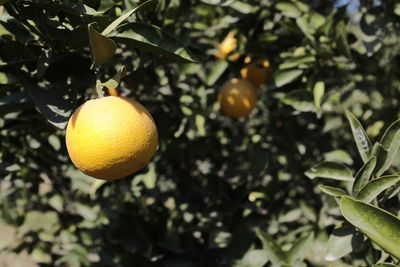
(66, 96), (158, 180)
(218, 78), (257, 119)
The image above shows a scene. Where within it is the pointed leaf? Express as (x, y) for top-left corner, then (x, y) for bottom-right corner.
(313, 81), (324, 110)
(98, 65), (127, 90)
(325, 225), (364, 261)
(255, 229), (287, 266)
(281, 89), (314, 112)
(273, 69), (303, 87)
(370, 142), (389, 177)
(336, 20), (351, 58)
(287, 232), (314, 264)
(352, 157), (376, 196)
(357, 175), (400, 202)
(207, 59), (228, 86)
(345, 110), (372, 163)
(340, 196), (400, 260)
(379, 119), (400, 174)
(305, 161), (353, 181)
(319, 184), (347, 197)
(102, 0), (158, 36)
(88, 23), (116, 66)
(108, 22), (200, 63)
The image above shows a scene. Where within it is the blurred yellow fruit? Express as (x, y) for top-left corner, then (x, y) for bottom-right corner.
(215, 31), (237, 59)
(240, 57), (271, 87)
(66, 96), (158, 180)
(218, 78), (257, 119)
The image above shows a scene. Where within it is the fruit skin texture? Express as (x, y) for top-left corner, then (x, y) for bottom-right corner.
(240, 58), (271, 88)
(218, 78), (257, 119)
(215, 31), (237, 59)
(66, 96), (158, 180)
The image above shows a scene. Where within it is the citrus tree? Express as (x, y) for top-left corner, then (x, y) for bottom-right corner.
(0, 0), (400, 266)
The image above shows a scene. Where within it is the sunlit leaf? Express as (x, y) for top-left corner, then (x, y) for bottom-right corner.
(379, 119), (400, 174)
(305, 161), (353, 181)
(340, 196), (400, 260)
(255, 229), (287, 266)
(352, 157), (376, 196)
(357, 175), (400, 202)
(325, 225), (364, 261)
(102, 0), (158, 36)
(345, 110), (372, 163)
(207, 59), (228, 86)
(319, 184), (347, 197)
(273, 69), (303, 87)
(281, 89), (313, 112)
(287, 232), (314, 263)
(370, 142), (389, 177)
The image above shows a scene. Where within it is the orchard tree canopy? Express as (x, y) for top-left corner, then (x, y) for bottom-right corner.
(0, 0), (400, 266)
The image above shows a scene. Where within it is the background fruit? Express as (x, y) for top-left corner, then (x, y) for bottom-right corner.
(215, 31), (237, 59)
(66, 96), (158, 180)
(240, 57), (271, 87)
(218, 78), (257, 118)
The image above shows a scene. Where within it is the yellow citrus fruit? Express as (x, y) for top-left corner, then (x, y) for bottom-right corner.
(66, 96), (158, 180)
(215, 31), (237, 59)
(218, 78), (257, 119)
(240, 56), (271, 88)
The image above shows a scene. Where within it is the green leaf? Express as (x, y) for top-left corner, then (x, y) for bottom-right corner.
(340, 196), (400, 260)
(379, 118), (400, 174)
(88, 23), (116, 66)
(234, 249), (269, 267)
(102, 0), (158, 36)
(287, 232), (314, 264)
(108, 22), (200, 63)
(200, 0), (236, 6)
(278, 55), (315, 70)
(313, 81), (325, 110)
(89, 179), (107, 200)
(281, 89), (314, 112)
(207, 60), (228, 86)
(325, 225), (364, 261)
(357, 175), (400, 202)
(370, 142), (389, 177)
(273, 69), (303, 87)
(275, 1), (302, 18)
(20, 211), (59, 234)
(352, 157), (377, 196)
(335, 20), (351, 58)
(255, 229), (287, 266)
(0, 222), (16, 250)
(296, 17), (315, 42)
(305, 161), (353, 181)
(345, 110), (373, 163)
(319, 184), (347, 197)
(98, 65), (127, 90)
(373, 264), (399, 267)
